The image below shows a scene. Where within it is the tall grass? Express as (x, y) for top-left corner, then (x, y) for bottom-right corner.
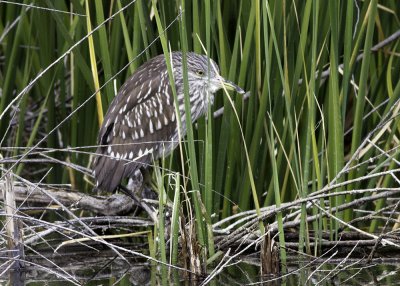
(1, 0), (400, 276)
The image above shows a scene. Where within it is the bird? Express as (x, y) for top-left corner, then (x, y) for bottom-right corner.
(92, 52), (245, 195)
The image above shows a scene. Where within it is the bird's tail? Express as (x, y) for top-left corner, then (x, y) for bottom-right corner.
(92, 147), (125, 193)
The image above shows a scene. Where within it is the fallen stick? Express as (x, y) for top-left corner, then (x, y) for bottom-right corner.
(0, 182), (137, 216)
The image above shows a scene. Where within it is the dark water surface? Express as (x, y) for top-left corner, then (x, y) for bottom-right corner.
(1, 250), (400, 285)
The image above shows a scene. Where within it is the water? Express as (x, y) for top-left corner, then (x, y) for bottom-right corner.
(2, 250), (400, 285)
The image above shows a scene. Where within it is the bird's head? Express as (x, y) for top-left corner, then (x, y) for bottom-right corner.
(173, 52), (245, 96)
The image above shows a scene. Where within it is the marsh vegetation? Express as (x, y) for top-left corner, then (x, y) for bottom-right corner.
(1, 0), (400, 285)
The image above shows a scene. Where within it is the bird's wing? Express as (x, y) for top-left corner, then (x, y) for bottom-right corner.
(93, 56), (178, 193)
(98, 54), (168, 143)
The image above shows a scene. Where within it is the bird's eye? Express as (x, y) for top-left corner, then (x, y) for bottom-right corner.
(196, 70), (204, 76)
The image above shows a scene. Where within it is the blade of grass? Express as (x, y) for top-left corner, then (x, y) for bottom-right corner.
(347, 0), (378, 221)
(327, 0), (344, 235)
(86, 0), (103, 126)
(94, 0), (115, 105)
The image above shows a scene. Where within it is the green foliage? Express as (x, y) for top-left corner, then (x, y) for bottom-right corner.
(1, 0), (399, 265)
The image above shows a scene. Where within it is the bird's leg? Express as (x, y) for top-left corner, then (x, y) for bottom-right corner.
(140, 168), (158, 200)
(125, 169), (159, 222)
(117, 169), (145, 205)
(124, 168), (172, 238)
(126, 169), (144, 196)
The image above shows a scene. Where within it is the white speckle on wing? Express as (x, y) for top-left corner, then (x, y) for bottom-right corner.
(145, 147), (154, 154)
(129, 151), (134, 159)
(165, 88), (171, 105)
(156, 93), (163, 111)
(140, 129), (144, 137)
(137, 89), (142, 101)
(158, 78), (163, 92)
(149, 120), (154, 133)
(144, 86), (152, 98)
(156, 119), (162, 130)
(127, 117), (133, 127)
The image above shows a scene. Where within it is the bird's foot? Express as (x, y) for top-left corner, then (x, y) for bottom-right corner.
(126, 182), (172, 236)
(125, 176), (159, 223)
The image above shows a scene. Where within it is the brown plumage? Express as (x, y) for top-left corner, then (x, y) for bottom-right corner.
(92, 52), (244, 193)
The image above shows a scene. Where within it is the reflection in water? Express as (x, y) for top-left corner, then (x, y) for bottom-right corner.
(1, 251), (400, 285)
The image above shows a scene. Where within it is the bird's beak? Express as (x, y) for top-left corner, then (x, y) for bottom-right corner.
(218, 76), (245, 94)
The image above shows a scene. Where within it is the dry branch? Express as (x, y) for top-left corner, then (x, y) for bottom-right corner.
(0, 182), (137, 216)
(214, 188), (400, 250)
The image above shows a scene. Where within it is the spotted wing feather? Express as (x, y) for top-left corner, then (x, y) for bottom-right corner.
(93, 55), (177, 193)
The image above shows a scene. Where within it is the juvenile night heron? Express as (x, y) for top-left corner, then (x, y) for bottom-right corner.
(92, 52), (244, 194)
